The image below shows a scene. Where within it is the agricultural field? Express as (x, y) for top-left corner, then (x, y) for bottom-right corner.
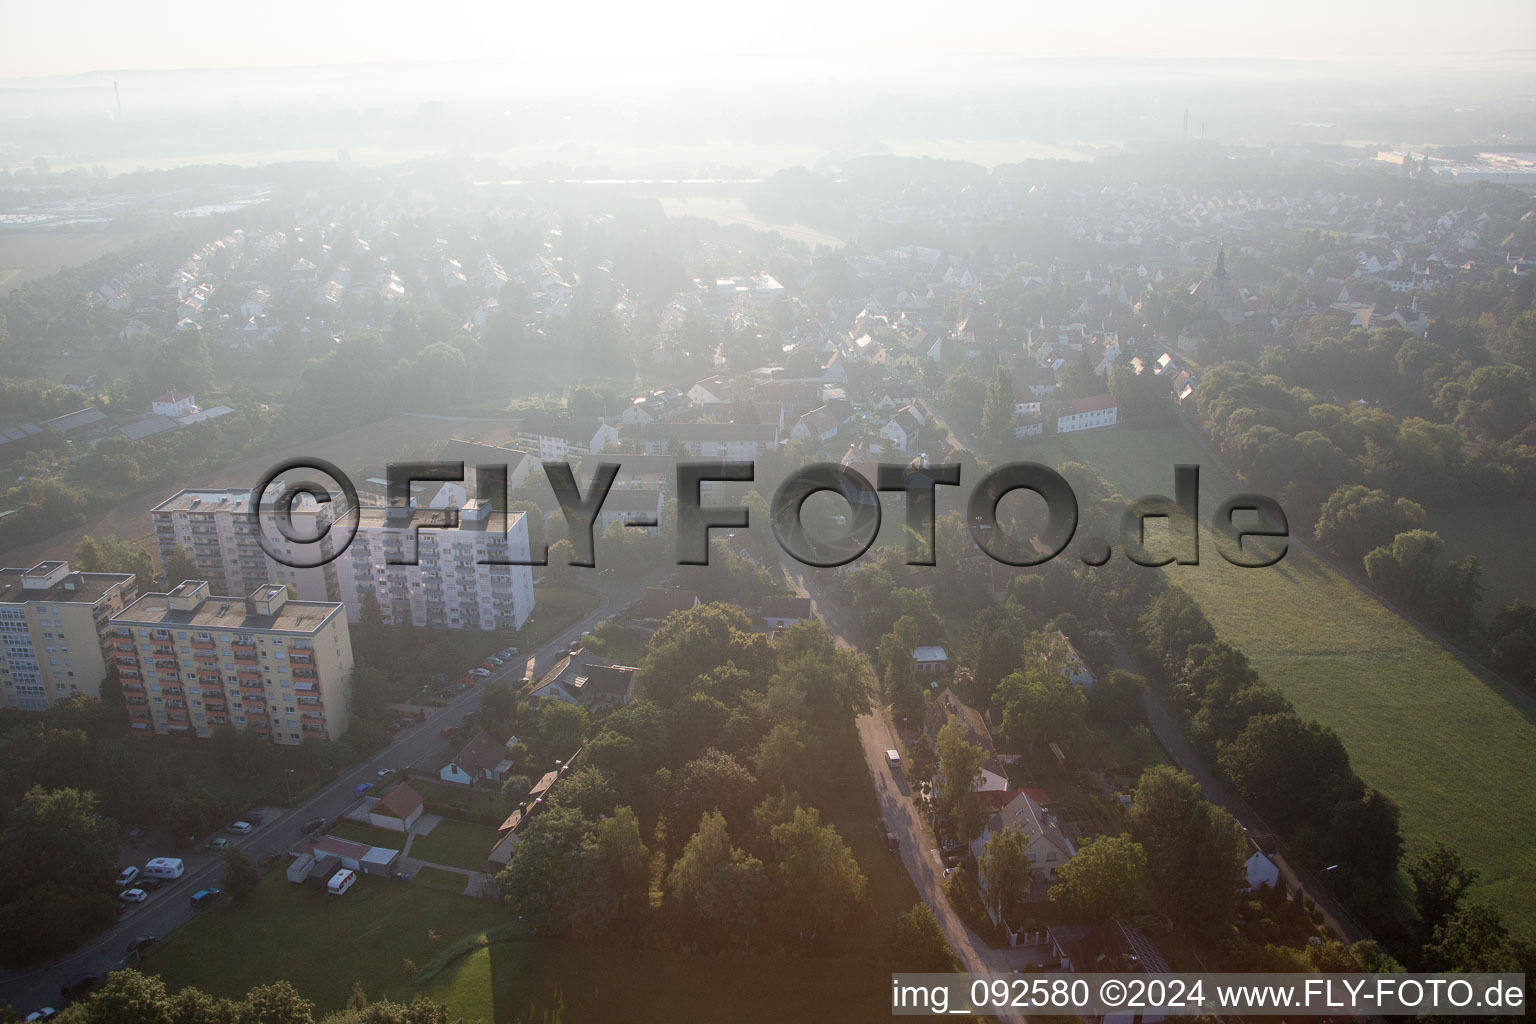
(0, 227), (162, 295)
(1021, 423), (1536, 935)
(2, 412), (520, 566)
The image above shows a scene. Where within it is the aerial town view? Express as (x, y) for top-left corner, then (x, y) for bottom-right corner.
(0, 4), (1532, 1022)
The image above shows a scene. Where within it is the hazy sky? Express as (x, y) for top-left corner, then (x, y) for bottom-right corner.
(4, 0), (1534, 78)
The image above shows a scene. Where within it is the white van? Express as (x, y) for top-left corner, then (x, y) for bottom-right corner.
(144, 857), (185, 880)
(327, 868), (357, 896)
(885, 749), (902, 772)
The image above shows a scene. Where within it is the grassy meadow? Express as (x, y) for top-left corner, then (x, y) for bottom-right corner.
(1020, 423), (1536, 935)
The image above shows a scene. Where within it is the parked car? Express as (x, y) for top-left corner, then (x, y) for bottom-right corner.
(115, 865), (140, 888)
(59, 974), (98, 1003)
(302, 817), (325, 834)
(354, 782), (373, 798)
(118, 888), (148, 903)
(257, 851), (282, 868)
(487, 657), (503, 666)
(189, 888), (220, 908)
(470, 667), (491, 677)
(440, 725), (460, 739)
(125, 827), (146, 845)
(225, 821), (253, 835)
(245, 812), (263, 826)
(125, 935), (155, 955)
(137, 877), (161, 891)
(375, 768), (395, 779)
(206, 837), (231, 852)
(23, 1007), (57, 1021)
(885, 833), (900, 853)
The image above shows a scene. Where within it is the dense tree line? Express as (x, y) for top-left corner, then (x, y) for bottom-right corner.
(496, 606), (880, 956)
(5, 968), (456, 1024)
(1194, 341), (1536, 680)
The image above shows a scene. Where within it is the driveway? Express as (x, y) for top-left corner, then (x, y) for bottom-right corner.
(0, 568), (664, 1016)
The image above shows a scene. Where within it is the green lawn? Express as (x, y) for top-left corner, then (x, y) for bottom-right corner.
(412, 818), (500, 872)
(143, 869), (505, 1012)
(412, 865), (471, 893)
(428, 936), (896, 1024)
(1025, 424), (1536, 936)
(413, 778), (509, 824)
(327, 820), (409, 850)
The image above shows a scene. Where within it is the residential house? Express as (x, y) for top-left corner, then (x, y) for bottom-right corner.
(634, 422), (778, 460)
(1047, 919), (1170, 1023)
(1053, 632), (1095, 689)
(517, 412), (620, 462)
(1055, 395), (1117, 434)
(759, 595), (812, 630)
(924, 687), (1012, 805)
(788, 405), (840, 443)
(440, 732), (517, 786)
(972, 790), (1077, 921)
(912, 645), (950, 676)
(880, 407), (923, 452)
(1242, 835), (1281, 891)
(152, 391), (196, 418)
(621, 388), (691, 426)
(368, 783), (424, 833)
(571, 664), (637, 710)
(637, 587), (700, 623)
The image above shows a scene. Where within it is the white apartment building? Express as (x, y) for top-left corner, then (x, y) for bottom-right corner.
(0, 561), (138, 710)
(337, 499), (535, 633)
(152, 488), (341, 602)
(1055, 395), (1119, 434)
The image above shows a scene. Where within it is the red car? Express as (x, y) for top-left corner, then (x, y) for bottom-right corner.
(257, 851), (282, 868)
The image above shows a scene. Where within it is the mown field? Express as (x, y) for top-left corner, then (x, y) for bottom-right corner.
(1018, 423), (1536, 936)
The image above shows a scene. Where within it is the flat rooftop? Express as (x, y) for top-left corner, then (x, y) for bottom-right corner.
(112, 592), (342, 634)
(0, 567), (134, 605)
(354, 505), (525, 533)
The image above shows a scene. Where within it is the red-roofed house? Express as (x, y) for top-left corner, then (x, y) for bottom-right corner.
(1055, 394), (1117, 433)
(368, 783), (424, 833)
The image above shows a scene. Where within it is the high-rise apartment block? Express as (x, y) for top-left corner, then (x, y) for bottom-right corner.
(109, 581), (354, 744)
(0, 561), (138, 711)
(338, 499), (535, 632)
(151, 488), (340, 601)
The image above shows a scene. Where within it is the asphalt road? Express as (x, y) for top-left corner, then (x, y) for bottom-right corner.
(782, 565), (1028, 1024)
(0, 570), (659, 1017)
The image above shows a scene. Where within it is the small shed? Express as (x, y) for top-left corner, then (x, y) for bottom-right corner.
(361, 845), (401, 877)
